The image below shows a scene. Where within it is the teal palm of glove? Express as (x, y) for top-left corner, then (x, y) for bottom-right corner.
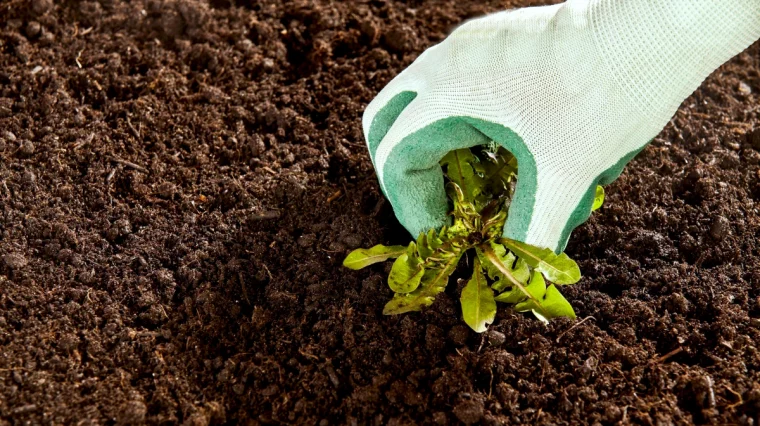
(362, 0), (760, 253)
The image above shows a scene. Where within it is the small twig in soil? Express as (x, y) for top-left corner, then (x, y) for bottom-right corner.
(72, 133), (95, 151)
(706, 376), (716, 408)
(109, 156), (148, 173)
(75, 50), (84, 68)
(105, 167), (118, 184)
(262, 166), (277, 175)
(326, 190), (341, 203)
(372, 197), (386, 217)
(126, 116), (141, 139)
(239, 272), (250, 304)
(724, 385), (744, 410)
(323, 363), (340, 388)
(298, 348), (320, 362)
(651, 346), (683, 364)
(250, 210), (280, 221)
(488, 368), (494, 399)
(261, 263), (273, 281)
(556, 316), (596, 343)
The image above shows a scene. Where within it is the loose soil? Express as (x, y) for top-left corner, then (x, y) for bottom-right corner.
(1, 0), (759, 424)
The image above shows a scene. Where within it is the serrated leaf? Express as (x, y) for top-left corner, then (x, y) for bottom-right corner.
(406, 242), (418, 261)
(343, 245), (407, 270)
(496, 271), (546, 304)
(501, 238), (581, 285)
(416, 233), (433, 260)
(480, 146), (518, 196)
(513, 275), (575, 323)
(480, 244), (545, 311)
(514, 271), (548, 311)
(383, 251), (463, 315)
(476, 244), (505, 281)
(496, 255), (530, 292)
(539, 284), (576, 319)
(477, 244), (529, 292)
(488, 153), (518, 181)
(388, 254), (424, 293)
(592, 185), (604, 212)
(427, 228), (443, 251)
(383, 291), (434, 315)
(493, 287), (522, 304)
(440, 149), (484, 202)
(460, 260), (496, 333)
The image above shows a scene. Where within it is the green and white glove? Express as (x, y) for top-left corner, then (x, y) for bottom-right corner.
(363, 0), (759, 253)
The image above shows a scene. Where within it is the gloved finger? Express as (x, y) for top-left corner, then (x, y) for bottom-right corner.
(379, 114), (492, 238)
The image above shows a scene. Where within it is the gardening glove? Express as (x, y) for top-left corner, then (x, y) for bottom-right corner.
(363, 0), (760, 253)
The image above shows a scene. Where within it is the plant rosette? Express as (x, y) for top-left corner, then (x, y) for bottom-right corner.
(344, 146), (604, 332)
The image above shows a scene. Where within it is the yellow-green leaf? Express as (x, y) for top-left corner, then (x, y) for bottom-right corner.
(388, 254), (424, 293)
(501, 238), (581, 285)
(592, 185), (605, 212)
(539, 284), (576, 320)
(427, 228), (443, 251)
(477, 244), (529, 292)
(440, 149), (484, 202)
(384, 252), (463, 315)
(460, 260), (496, 333)
(343, 245), (406, 270)
(481, 146), (518, 191)
(513, 271), (548, 311)
(416, 233), (433, 260)
(383, 292), (434, 315)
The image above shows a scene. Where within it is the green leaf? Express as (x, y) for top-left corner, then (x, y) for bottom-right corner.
(496, 254), (530, 292)
(479, 146), (518, 197)
(383, 251), (463, 315)
(482, 148), (518, 180)
(406, 242), (418, 261)
(501, 238), (581, 285)
(440, 149), (484, 202)
(539, 284), (576, 320)
(427, 228), (443, 251)
(388, 254), (425, 293)
(477, 244), (529, 292)
(476, 245), (505, 281)
(460, 260), (496, 333)
(513, 271), (548, 311)
(512, 273), (576, 322)
(480, 244), (546, 313)
(416, 233), (433, 260)
(497, 269), (545, 304)
(343, 245), (407, 270)
(592, 185), (605, 212)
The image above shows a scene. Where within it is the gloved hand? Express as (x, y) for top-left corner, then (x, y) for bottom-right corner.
(363, 0), (760, 253)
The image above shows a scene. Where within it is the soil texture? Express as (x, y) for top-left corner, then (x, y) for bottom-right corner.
(1, 0), (760, 424)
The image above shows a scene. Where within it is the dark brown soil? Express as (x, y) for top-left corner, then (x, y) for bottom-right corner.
(1, 0), (759, 424)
